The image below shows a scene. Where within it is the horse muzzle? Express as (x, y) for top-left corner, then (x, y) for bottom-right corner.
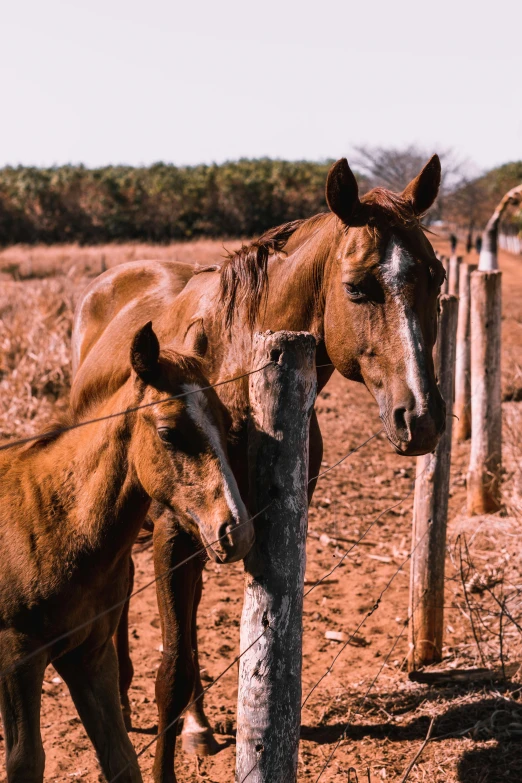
(384, 397), (446, 457)
(204, 515), (255, 564)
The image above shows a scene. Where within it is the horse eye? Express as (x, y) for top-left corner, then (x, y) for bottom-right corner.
(343, 282), (365, 299)
(430, 265), (446, 289)
(157, 425), (201, 456)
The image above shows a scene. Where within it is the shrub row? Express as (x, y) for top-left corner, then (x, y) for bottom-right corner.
(0, 160), (337, 245)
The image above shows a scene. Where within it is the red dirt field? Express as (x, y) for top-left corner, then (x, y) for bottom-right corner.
(0, 239), (521, 782)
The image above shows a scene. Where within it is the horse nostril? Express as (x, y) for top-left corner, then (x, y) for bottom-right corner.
(393, 407), (408, 435)
(217, 521), (232, 546)
(218, 522), (235, 550)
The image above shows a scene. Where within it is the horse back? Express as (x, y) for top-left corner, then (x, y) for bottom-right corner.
(71, 259), (194, 413)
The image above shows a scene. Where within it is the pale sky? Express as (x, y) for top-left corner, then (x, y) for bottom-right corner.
(2, 0), (521, 172)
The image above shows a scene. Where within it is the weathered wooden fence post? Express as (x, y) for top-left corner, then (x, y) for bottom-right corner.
(454, 262), (478, 441)
(408, 295), (458, 670)
(479, 183), (522, 271)
(448, 255), (462, 297)
(236, 330), (316, 783)
(467, 271), (503, 513)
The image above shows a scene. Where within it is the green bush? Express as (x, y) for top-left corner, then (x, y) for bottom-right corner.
(0, 160), (335, 245)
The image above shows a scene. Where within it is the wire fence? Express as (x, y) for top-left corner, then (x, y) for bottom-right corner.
(1, 300), (514, 782)
(0, 362), (274, 453)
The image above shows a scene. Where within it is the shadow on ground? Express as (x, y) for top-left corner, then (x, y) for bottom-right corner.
(301, 693), (522, 782)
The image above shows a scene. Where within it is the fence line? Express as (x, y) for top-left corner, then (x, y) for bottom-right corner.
(301, 363), (489, 710)
(4, 280), (504, 779)
(237, 451), (448, 783)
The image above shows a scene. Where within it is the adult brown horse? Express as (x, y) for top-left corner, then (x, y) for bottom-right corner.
(71, 156), (446, 782)
(0, 323), (253, 782)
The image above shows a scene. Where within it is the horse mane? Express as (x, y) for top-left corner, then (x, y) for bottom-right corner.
(218, 187), (423, 330)
(219, 219), (308, 330)
(22, 411), (77, 452)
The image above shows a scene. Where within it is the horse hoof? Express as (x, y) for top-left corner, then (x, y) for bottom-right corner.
(122, 706), (133, 732)
(181, 727), (220, 756)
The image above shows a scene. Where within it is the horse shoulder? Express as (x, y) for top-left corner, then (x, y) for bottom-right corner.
(0, 450), (59, 607)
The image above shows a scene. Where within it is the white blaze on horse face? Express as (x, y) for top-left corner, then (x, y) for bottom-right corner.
(382, 237), (428, 413)
(182, 385), (246, 525)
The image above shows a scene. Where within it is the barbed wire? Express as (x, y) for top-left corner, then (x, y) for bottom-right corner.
(304, 455), (435, 599)
(313, 587), (429, 783)
(308, 429), (384, 484)
(7, 285), (501, 779)
(109, 625), (273, 782)
(0, 503), (272, 680)
(302, 511), (434, 709)
(0, 362), (274, 453)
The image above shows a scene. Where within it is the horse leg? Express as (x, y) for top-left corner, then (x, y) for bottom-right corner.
(308, 408), (324, 503)
(152, 512), (203, 783)
(180, 570), (219, 755)
(113, 556), (135, 731)
(54, 641), (142, 782)
(0, 650), (47, 782)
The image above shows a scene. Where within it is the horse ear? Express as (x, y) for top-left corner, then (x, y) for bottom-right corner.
(325, 158), (360, 224)
(402, 155), (441, 215)
(183, 318), (208, 357)
(130, 321), (160, 381)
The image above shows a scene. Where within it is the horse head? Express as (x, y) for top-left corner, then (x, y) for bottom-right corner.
(323, 156), (446, 456)
(128, 322), (254, 563)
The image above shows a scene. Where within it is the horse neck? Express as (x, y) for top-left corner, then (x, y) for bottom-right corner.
(32, 389), (148, 559)
(261, 245), (330, 335)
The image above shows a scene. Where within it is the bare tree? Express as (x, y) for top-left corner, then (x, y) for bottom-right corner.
(351, 144), (467, 221)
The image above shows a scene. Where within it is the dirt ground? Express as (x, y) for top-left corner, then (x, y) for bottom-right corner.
(0, 237), (521, 782)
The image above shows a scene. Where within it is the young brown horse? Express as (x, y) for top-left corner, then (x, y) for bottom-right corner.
(71, 156), (446, 782)
(0, 323), (253, 782)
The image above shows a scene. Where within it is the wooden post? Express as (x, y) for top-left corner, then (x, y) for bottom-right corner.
(448, 255), (461, 297)
(479, 184), (522, 271)
(454, 263), (478, 441)
(408, 295), (458, 670)
(236, 331), (316, 783)
(467, 271), (503, 514)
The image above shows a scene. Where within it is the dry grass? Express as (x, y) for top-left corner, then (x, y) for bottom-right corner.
(0, 240), (240, 440)
(0, 278), (78, 440)
(0, 239), (241, 281)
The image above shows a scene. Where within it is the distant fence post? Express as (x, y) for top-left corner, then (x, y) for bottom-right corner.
(454, 263), (478, 441)
(448, 255), (462, 297)
(467, 271), (503, 514)
(236, 330), (316, 783)
(408, 295), (458, 670)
